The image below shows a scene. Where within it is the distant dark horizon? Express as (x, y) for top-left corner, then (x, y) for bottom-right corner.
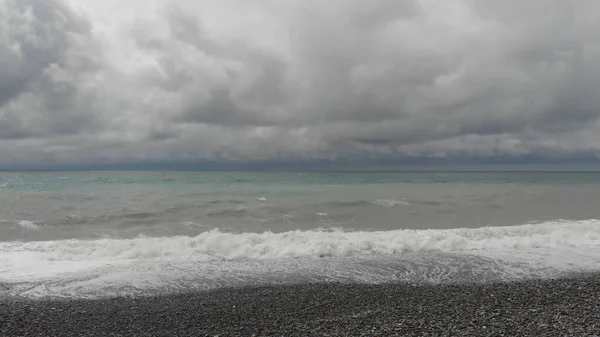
(5, 156), (600, 172)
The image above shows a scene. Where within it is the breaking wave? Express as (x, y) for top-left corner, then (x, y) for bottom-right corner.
(2, 219), (600, 265)
(1, 219), (600, 298)
(372, 199), (412, 207)
(17, 220), (40, 230)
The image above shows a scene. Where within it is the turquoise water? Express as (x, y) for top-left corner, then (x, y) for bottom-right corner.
(2, 171), (600, 242)
(4, 171), (600, 191)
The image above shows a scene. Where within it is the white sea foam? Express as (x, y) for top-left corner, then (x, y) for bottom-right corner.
(183, 221), (205, 228)
(372, 199), (411, 207)
(1, 220), (598, 260)
(2, 219), (599, 271)
(17, 220), (39, 230)
(2, 219), (600, 298)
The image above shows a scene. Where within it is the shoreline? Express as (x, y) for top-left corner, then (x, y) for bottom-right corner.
(2, 274), (600, 336)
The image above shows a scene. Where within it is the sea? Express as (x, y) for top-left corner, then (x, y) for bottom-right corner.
(1, 170), (600, 299)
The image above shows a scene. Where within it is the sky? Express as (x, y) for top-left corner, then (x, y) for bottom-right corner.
(1, 0), (600, 170)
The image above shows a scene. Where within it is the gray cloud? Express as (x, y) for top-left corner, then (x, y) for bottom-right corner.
(1, 0), (600, 168)
(0, 0), (112, 141)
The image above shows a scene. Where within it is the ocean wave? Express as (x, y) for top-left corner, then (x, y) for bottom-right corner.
(2, 219), (600, 298)
(2, 219), (599, 263)
(320, 198), (412, 209)
(320, 200), (373, 208)
(372, 199), (412, 207)
(17, 220), (40, 230)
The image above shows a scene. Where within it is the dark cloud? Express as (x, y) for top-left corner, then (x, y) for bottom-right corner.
(0, 0), (110, 141)
(1, 0), (600, 168)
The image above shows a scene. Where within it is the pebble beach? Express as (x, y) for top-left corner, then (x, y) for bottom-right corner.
(2, 273), (600, 336)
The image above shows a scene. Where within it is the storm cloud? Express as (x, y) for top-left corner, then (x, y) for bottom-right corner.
(1, 0), (600, 168)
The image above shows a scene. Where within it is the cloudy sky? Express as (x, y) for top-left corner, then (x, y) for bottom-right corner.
(1, 0), (600, 169)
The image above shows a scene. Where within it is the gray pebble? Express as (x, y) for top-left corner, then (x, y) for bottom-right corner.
(1, 273), (600, 336)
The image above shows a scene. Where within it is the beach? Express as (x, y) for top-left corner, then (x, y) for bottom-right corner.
(2, 273), (600, 336)
(4, 0), (600, 331)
